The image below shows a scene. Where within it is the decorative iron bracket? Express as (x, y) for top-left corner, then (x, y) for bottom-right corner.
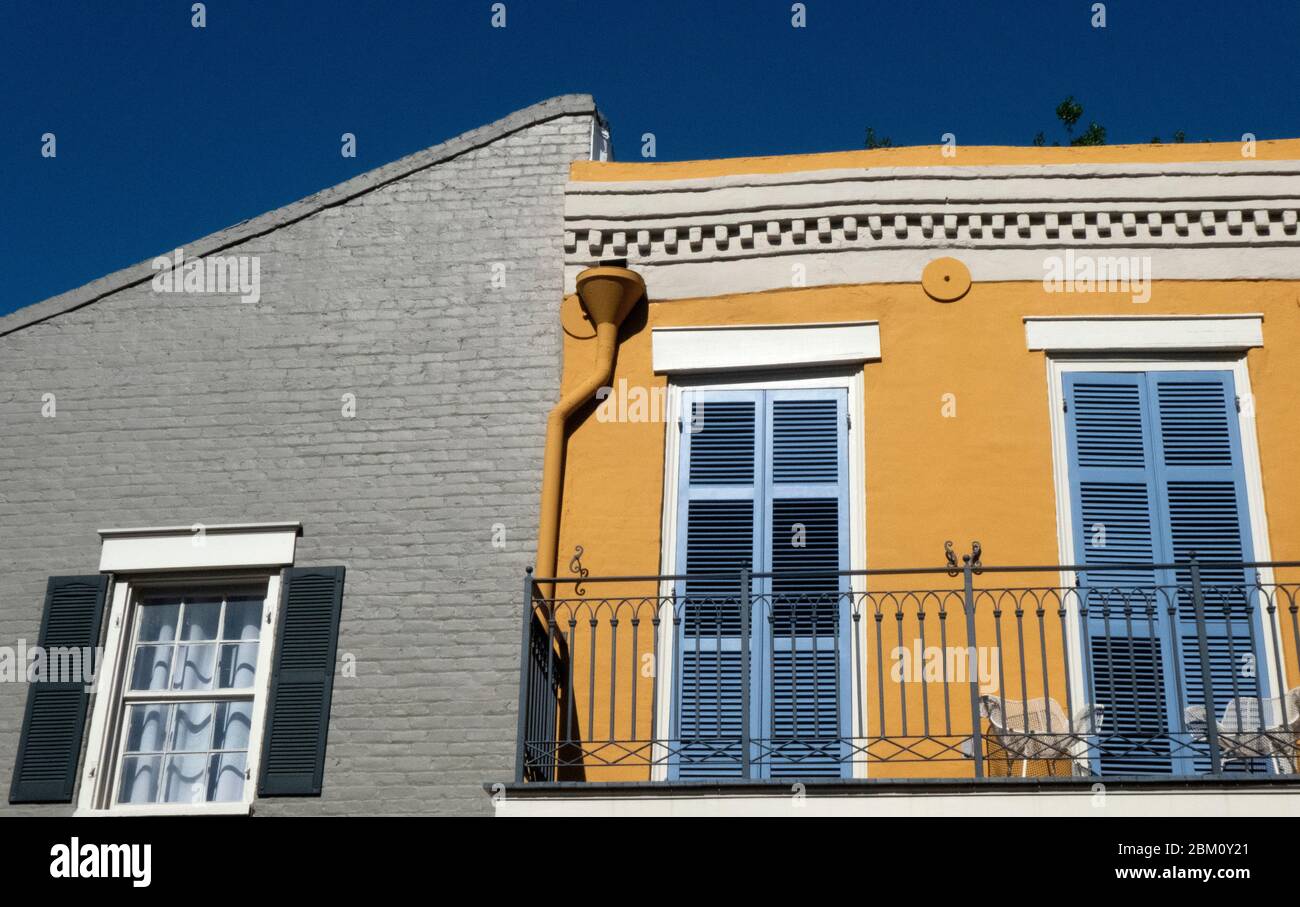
(569, 545), (589, 597)
(945, 540), (983, 576)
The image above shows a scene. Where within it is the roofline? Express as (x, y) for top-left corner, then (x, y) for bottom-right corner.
(1, 93), (598, 338)
(570, 137), (1300, 182)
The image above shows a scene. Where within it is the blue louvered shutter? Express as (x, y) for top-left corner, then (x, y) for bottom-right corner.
(762, 390), (850, 778)
(1064, 374), (1174, 774)
(1066, 371), (1266, 776)
(1151, 373), (1264, 774)
(673, 392), (761, 778)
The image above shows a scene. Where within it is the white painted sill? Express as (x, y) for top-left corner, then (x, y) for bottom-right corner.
(75, 801), (253, 818)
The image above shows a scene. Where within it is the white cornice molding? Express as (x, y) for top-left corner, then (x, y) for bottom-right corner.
(1024, 314), (1264, 352)
(651, 321), (881, 374)
(565, 160), (1300, 298)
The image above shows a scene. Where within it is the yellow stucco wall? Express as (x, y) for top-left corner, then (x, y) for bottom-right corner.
(541, 275), (1300, 781)
(540, 141), (1300, 780)
(557, 280), (1300, 574)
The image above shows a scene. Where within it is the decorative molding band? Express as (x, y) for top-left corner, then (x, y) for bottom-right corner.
(652, 321), (881, 374)
(99, 522), (301, 572)
(1024, 314), (1264, 352)
(565, 160), (1300, 297)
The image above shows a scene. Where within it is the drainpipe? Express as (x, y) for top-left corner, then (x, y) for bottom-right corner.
(535, 265), (645, 585)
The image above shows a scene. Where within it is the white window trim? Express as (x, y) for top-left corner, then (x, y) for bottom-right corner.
(651, 321), (881, 375)
(98, 521), (300, 573)
(76, 524), (296, 816)
(652, 366), (869, 780)
(1045, 353), (1286, 727)
(1025, 314), (1263, 353)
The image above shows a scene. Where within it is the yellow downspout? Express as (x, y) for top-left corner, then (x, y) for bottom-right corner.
(535, 265), (645, 585)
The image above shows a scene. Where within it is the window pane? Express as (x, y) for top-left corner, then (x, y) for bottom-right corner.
(124, 703), (172, 753)
(181, 598), (221, 641)
(130, 645), (173, 691)
(162, 754), (209, 804)
(172, 643), (217, 690)
(113, 586), (267, 808)
(137, 602), (180, 643)
(207, 753), (247, 802)
(170, 702), (215, 752)
(218, 642), (258, 689)
(223, 597), (263, 640)
(213, 700), (253, 751)
(118, 755), (161, 804)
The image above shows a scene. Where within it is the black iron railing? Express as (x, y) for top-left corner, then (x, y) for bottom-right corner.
(514, 553), (1300, 784)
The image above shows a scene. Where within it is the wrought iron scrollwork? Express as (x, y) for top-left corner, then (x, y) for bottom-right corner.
(569, 545), (589, 596)
(945, 540), (983, 576)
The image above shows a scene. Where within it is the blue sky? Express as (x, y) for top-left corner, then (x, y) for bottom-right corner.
(4, 0), (1299, 316)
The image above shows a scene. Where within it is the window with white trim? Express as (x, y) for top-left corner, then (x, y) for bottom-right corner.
(4, 523), (347, 813)
(114, 583), (268, 805)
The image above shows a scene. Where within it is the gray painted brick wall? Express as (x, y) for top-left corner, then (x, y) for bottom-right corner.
(0, 96), (598, 816)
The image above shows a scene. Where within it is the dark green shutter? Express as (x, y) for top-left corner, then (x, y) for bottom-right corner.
(258, 566), (345, 796)
(9, 575), (109, 804)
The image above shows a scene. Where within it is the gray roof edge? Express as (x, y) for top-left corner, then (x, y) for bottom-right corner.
(1, 93), (598, 338)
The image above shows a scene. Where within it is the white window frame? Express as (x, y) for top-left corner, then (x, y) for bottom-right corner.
(76, 523), (299, 816)
(1044, 353), (1285, 728)
(652, 366), (869, 780)
(652, 321), (881, 375)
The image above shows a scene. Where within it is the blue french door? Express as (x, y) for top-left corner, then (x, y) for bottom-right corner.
(1063, 370), (1270, 775)
(670, 388), (851, 779)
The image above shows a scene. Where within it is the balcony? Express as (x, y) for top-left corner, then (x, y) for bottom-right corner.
(513, 554), (1300, 789)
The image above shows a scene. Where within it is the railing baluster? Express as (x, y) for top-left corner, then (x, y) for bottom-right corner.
(873, 604), (886, 742)
(1057, 593), (1075, 737)
(963, 556), (984, 779)
(586, 613), (597, 744)
(565, 616), (577, 762)
(1014, 597), (1029, 737)
(513, 567), (535, 783)
(895, 604), (908, 738)
(649, 602), (662, 748)
(1239, 579), (1265, 769)
(629, 610), (640, 745)
(938, 598), (952, 737)
(739, 565), (752, 780)
(917, 601), (930, 739)
(992, 598), (1007, 752)
(852, 597), (864, 747)
(1263, 579), (1290, 765)
(1036, 596), (1052, 736)
(608, 611), (619, 744)
(1190, 556), (1223, 776)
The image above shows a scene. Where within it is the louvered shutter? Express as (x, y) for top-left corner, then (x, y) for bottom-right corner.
(672, 393), (761, 778)
(10, 575), (109, 803)
(1064, 374), (1173, 774)
(1065, 371), (1266, 776)
(1151, 373), (1263, 774)
(258, 566), (345, 796)
(762, 391), (850, 777)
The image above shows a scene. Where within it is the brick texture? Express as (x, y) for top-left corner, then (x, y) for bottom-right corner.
(0, 96), (597, 816)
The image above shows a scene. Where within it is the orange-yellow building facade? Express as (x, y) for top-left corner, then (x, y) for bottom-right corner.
(509, 140), (1300, 814)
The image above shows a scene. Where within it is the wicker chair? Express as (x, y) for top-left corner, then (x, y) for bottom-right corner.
(964, 695), (1103, 777)
(1185, 687), (1300, 773)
